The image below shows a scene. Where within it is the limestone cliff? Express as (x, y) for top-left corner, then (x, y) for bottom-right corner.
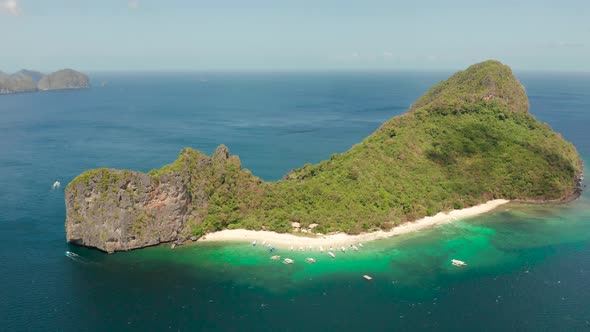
(65, 146), (263, 253)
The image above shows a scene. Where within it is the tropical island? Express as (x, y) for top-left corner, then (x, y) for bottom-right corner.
(0, 68), (89, 94)
(65, 60), (583, 253)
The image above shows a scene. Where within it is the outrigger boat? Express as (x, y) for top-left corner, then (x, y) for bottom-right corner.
(451, 259), (467, 267)
(283, 258), (294, 264)
(305, 258), (316, 263)
(270, 255), (280, 260)
(328, 252), (336, 258)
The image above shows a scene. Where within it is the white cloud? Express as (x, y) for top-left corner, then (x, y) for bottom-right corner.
(128, 1), (140, 9)
(1, 0), (22, 16)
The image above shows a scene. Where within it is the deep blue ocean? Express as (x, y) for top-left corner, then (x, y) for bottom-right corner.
(0, 71), (589, 331)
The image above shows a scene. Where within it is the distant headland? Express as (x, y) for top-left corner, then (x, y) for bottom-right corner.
(65, 60), (583, 253)
(0, 68), (89, 94)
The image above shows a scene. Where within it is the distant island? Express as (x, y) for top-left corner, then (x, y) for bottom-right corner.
(0, 69), (89, 94)
(65, 60), (583, 253)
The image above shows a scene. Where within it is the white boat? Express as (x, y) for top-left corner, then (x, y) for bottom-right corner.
(52, 181), (61, 189)
(340, 247), (346, 252)
(358, 243), (363, 248)
(352, 245), (359, 251)
(283, 258), (294, 264)
(363, 275), (373, 281)
(270, 255), (280, 260)
(262, 240), (267, 246)
(305, 258), (316, 263)
(299, 246), (304, 251)
(252, 240), (257, 246)
(319, 246), (325, 252)
(328, 252), (336, 258)
(451, 259), (467, 267)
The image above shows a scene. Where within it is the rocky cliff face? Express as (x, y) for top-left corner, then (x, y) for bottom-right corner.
(38, 69), (89, 90)
(66, 170), (189, 253)
(65, 146), (263, 253)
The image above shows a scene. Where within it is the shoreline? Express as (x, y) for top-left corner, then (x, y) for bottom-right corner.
(198, 199), (510, 248)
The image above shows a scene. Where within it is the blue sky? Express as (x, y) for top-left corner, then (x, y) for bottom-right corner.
(1, 0), (588, 72)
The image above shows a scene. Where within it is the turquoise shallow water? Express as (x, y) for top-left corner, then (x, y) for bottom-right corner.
(0, 71), (589, 331)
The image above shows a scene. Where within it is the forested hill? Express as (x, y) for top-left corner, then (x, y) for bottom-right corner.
(65, 60), (583, 253)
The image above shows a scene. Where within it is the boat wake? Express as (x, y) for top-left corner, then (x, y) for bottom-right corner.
(65, 251), (91, 264)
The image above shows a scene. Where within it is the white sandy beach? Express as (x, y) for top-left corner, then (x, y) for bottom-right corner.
(198, 199), (509, 248)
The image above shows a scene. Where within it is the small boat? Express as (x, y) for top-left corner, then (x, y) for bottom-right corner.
(252, 240), (257, 246)
(451, 259), (467, 267)
(268, 247), (276, 252)
(266, 243), (271, 247)
(283, 258), (294, 264)
(305, 258), (316, 263)
(319, 246), (325, 252)
(290, 246), (294, 251)
(52, 181), (61, 189)
(358, 243), (364, 248)
(328, 252), (336, 258)
(270, 255), (280, 260)
(340, 247), (346, 252)
(299, 246), (304, 252)
(352, 245), (359, 251)
(262, 240), (267, 246)
(363, 275), (373, 281)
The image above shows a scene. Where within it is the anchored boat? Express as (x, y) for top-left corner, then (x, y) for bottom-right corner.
(451, 259), (467, 267)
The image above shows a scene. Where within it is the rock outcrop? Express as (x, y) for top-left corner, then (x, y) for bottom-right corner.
(66, 146), (263, 253)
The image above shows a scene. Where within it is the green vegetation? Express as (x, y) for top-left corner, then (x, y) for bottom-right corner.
(70, 60), (583, 238)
